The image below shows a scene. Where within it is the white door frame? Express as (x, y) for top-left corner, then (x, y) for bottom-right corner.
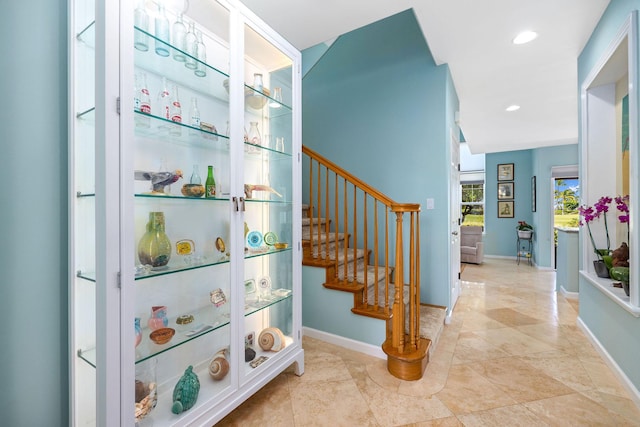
(448, 128), (461, 323)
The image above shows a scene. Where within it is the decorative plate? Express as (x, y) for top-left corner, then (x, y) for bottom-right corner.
(247, 231), (263, 248)
(176, 239), (194, 255)
(258, 276), (272, 293)
(263, 231), (278, 246)
(244, 279), (256, 295)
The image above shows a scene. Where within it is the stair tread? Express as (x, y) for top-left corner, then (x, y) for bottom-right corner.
(302, 229), (345, 242)
(311, 247), (366, 262)
(302, 217), (328, 226)
(337, 264), (389, 284)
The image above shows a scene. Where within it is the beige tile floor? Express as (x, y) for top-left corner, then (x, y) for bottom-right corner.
(218, 258), (640, 426)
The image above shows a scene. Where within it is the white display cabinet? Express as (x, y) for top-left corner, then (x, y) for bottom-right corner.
(70, 0), (303, 425)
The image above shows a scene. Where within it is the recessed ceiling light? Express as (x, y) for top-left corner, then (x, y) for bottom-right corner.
(513, 31), (538, 45)
(506, 105), (520, 112)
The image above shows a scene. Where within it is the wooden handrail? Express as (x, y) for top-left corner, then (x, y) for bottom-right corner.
(302, 145), (423, 367)
(303, 146), (418, 211)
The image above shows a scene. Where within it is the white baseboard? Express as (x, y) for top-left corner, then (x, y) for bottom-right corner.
(577, 317), (640, 408)
(560, 286), (579, 299)
(485, 255), (517, 260)
(302, 327), (386, 360)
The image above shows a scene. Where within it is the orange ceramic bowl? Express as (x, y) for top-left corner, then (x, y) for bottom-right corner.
(150, 327), (175, 345)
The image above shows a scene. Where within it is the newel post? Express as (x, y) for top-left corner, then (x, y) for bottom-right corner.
(392, 210), (405, 349)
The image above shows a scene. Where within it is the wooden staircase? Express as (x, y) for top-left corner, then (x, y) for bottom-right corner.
(302, 146), (431, 380)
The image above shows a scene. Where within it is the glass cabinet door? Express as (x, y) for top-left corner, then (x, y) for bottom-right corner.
(130, 0), (234, 424)
(241, 22), (295, 382)
(71, 0), (97, 424)
(71, 0), (301, 424)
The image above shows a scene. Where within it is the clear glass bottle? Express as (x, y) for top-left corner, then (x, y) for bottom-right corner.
(134, 73), (151, 128)
(189, 97), (200, 128)
(172, 14), (187, 62)
(137, 212), (172, 268)
(194, 30), (207, 77)
(190, 165), (201, 185)
(138, 72), (151, 114)
(134, 0), (149, 51)
(253, 73), (263, 92)
(169, 85), (182, 136)
(248, 121), (261, 145)
(169, 85), (182, 123)
(205, 165), (216, 198)
(185, 21), (197, 70)
(270, 87), (282, 108)
(157, 77), (171, 122)
(154, 4), (170, 57)
(134, 73), (141, 112)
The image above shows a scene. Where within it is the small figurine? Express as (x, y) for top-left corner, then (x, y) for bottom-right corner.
(171, 366), (200, 414)
(135, 169), (183, 194)
(244, 184), (282, 199)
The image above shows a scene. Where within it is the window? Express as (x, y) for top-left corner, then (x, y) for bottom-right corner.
(554, 177), (579, 227)
(461, 183), (484, 227)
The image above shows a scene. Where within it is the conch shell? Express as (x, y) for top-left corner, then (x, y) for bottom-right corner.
(209, 348), (230, 381)
(258, 327), (286, 352)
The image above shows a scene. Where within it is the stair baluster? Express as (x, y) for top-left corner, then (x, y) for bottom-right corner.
(302, 146), (428, 380)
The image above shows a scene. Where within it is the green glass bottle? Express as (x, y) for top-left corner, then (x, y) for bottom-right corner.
(205, 165), (216, 198)
(138, 212), (172, 269)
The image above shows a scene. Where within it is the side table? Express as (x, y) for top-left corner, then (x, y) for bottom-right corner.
(517, 231), (533, 265)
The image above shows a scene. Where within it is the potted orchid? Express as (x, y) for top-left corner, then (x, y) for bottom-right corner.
(578, 195), (630, 279)
(611, 195), (630, 295)
(516, 221), (533, 239)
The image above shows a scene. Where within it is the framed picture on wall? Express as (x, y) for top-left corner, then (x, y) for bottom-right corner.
(531, 176), (537, 212)
(498, 201), (514, 218)
(497, 163), (514, 181)
(497, 182), (514, 200)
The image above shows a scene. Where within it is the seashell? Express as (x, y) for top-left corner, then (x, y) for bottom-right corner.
(209, 350), (230, 381)
(215, 237), (226, 253)
(245, 347), (256, 362)
(258, 327), (285, 352)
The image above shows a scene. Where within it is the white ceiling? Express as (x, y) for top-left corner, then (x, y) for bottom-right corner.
(240, 0), (611, 154)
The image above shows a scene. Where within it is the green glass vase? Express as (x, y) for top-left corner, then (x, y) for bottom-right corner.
(138, 212), (171, 269)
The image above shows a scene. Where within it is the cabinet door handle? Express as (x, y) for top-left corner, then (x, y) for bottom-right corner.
(232, 196), (239, 212)
(239, 197), (246, 211)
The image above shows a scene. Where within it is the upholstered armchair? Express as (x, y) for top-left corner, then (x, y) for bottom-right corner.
(460, 226), (484, 264)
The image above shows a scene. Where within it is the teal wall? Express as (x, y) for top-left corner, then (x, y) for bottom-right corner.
(484, 144), (578, 267)
(577, 0), (640, 394)
(532, 144), (579, 267)
(0, 1), (69, 425)
(302, 9), (458, 312)
(301, 42), (332, 78)
(484, 150), (534, 258)
(302, 267), (386, 345)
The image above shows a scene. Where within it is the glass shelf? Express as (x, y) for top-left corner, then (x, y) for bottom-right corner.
(245, 246), (292, 260)
(134, 192), (230, 202)
(243, 141), (292, 158)
(244, 198), (292, 205)
(76, 255), (230, 283)
(76, 20), (95, 48)
(77, 293), (293, 368)
(244, 84), (292, 111)
(134, 110), (229, 148)
(76, 107), (95, 123)
(134, 26), (230, 103)
(75, 192), (232, 202)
